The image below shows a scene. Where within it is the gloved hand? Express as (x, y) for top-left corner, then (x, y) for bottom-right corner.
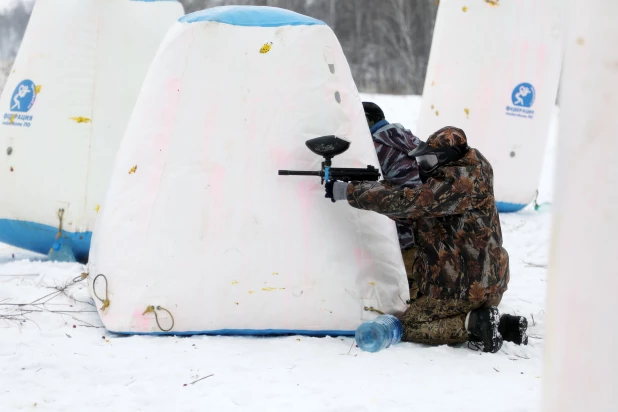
(325, 180), (350, 203)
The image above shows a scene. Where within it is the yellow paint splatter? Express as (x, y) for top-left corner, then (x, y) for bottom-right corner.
(462, 6), (468, 12)
(431, 104), (434, 110)
(105, 339), (110, 343)
(262, 287), (277, 291)
(435, 110), (440, 116)
(232, 281), (239, 285)
(577, 37), (585, 45)
(70, 117), (91, 123)
(129, 165), (137, 174)
(464, 108), (470, 118)
(296, 338), (301, 341)
(484, 0), (499, 5)
(431, 81), (436, 86)
(272, 272), (278, 275)
(248, 290), (254, 294)
(95, 205), (100, 213)
(369, 282), (376, 286)
(259, 42), (273, 54)
(9, 114), (16, 124)
(34, 85), (42, 94)
(235, 302), (239, 305)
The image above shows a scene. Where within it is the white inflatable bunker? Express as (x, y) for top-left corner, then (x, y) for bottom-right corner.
(0, 0), (184, 261)
(417, 0), (564, 212)
(543, 1), (618, 410)
(89, 6), (409, 335)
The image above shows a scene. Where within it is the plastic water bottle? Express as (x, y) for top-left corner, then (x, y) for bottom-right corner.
(355, 314), (403, 353)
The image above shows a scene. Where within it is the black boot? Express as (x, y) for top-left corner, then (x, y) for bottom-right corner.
(499, 314), (529, 345)
(466, 307), (503, 353)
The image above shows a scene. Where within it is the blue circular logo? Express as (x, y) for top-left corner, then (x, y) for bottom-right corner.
(511, 83), (535, 108)
(9, 79), (37, 113)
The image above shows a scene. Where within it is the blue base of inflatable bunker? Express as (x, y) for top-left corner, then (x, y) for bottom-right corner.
(0, 219), (91, 263)
(496, 201), (528, 213)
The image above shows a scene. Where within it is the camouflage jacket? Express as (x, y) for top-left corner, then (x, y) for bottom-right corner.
(371, 121), (422, 189)
(346, 144), (509, 302)
(371, 122), (422, 249)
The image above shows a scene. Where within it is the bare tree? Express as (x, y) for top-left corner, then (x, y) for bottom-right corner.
(180, 0), (438, 94)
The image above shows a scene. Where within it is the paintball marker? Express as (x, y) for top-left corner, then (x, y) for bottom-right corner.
(278, 135), (380, 184)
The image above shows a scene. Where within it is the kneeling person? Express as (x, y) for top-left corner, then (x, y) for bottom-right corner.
(325, 126), (528, 352)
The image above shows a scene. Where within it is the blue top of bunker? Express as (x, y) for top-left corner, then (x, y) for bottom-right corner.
(179, 6), (326, 27)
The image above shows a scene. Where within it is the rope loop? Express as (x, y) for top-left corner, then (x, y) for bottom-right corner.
(55, 209), (65, 239)
(92, 274), (110, 311)
(73, 272), (88, 283)
(142, 305), (175, 332)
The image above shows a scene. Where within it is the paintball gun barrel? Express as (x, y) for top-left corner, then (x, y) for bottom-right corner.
(278, 135), (380, 184)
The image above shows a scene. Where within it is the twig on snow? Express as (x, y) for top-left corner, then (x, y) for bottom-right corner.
(28, 290), (62, 306)
(187, 374), (214, 385)
(523, 261), (548, 268)
(70, 316), (102, 328)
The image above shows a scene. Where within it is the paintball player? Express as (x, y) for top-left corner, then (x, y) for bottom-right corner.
(325, 126), (528, 353)
(363, 102), (422, 255)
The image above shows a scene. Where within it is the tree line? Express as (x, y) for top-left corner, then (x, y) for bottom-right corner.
(0, 0), (438, 96)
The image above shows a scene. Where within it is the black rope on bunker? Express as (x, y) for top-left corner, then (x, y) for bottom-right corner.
(92, 274), (110, 311)
(142, 305), (175, 332)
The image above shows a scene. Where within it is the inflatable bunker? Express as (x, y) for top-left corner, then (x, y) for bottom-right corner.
(0, 0), (184, 261)
(88, 6), (410, 335)
(417, 0), (563, 212)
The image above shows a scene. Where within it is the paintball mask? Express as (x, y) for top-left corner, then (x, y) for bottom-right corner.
(362, 102), (385, 128)
(408, 141), (468, 176)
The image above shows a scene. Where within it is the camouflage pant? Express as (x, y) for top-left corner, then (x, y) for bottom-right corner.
(402, 248), (419, 299)
(400, 249), (502, 345)
(399, 297), (481, 345)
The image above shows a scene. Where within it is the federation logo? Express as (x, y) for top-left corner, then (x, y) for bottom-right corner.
(511, 83), (535, 108)
(10, 79), (37, 113)
(505, 82), (535, 119)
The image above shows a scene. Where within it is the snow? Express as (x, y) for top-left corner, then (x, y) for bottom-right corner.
(0, 94), (555, 411)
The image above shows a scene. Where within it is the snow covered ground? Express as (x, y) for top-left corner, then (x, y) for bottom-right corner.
(0, 95), (556, 411)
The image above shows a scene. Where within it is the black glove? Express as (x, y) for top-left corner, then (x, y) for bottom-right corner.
(325, 180), (349, 203)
